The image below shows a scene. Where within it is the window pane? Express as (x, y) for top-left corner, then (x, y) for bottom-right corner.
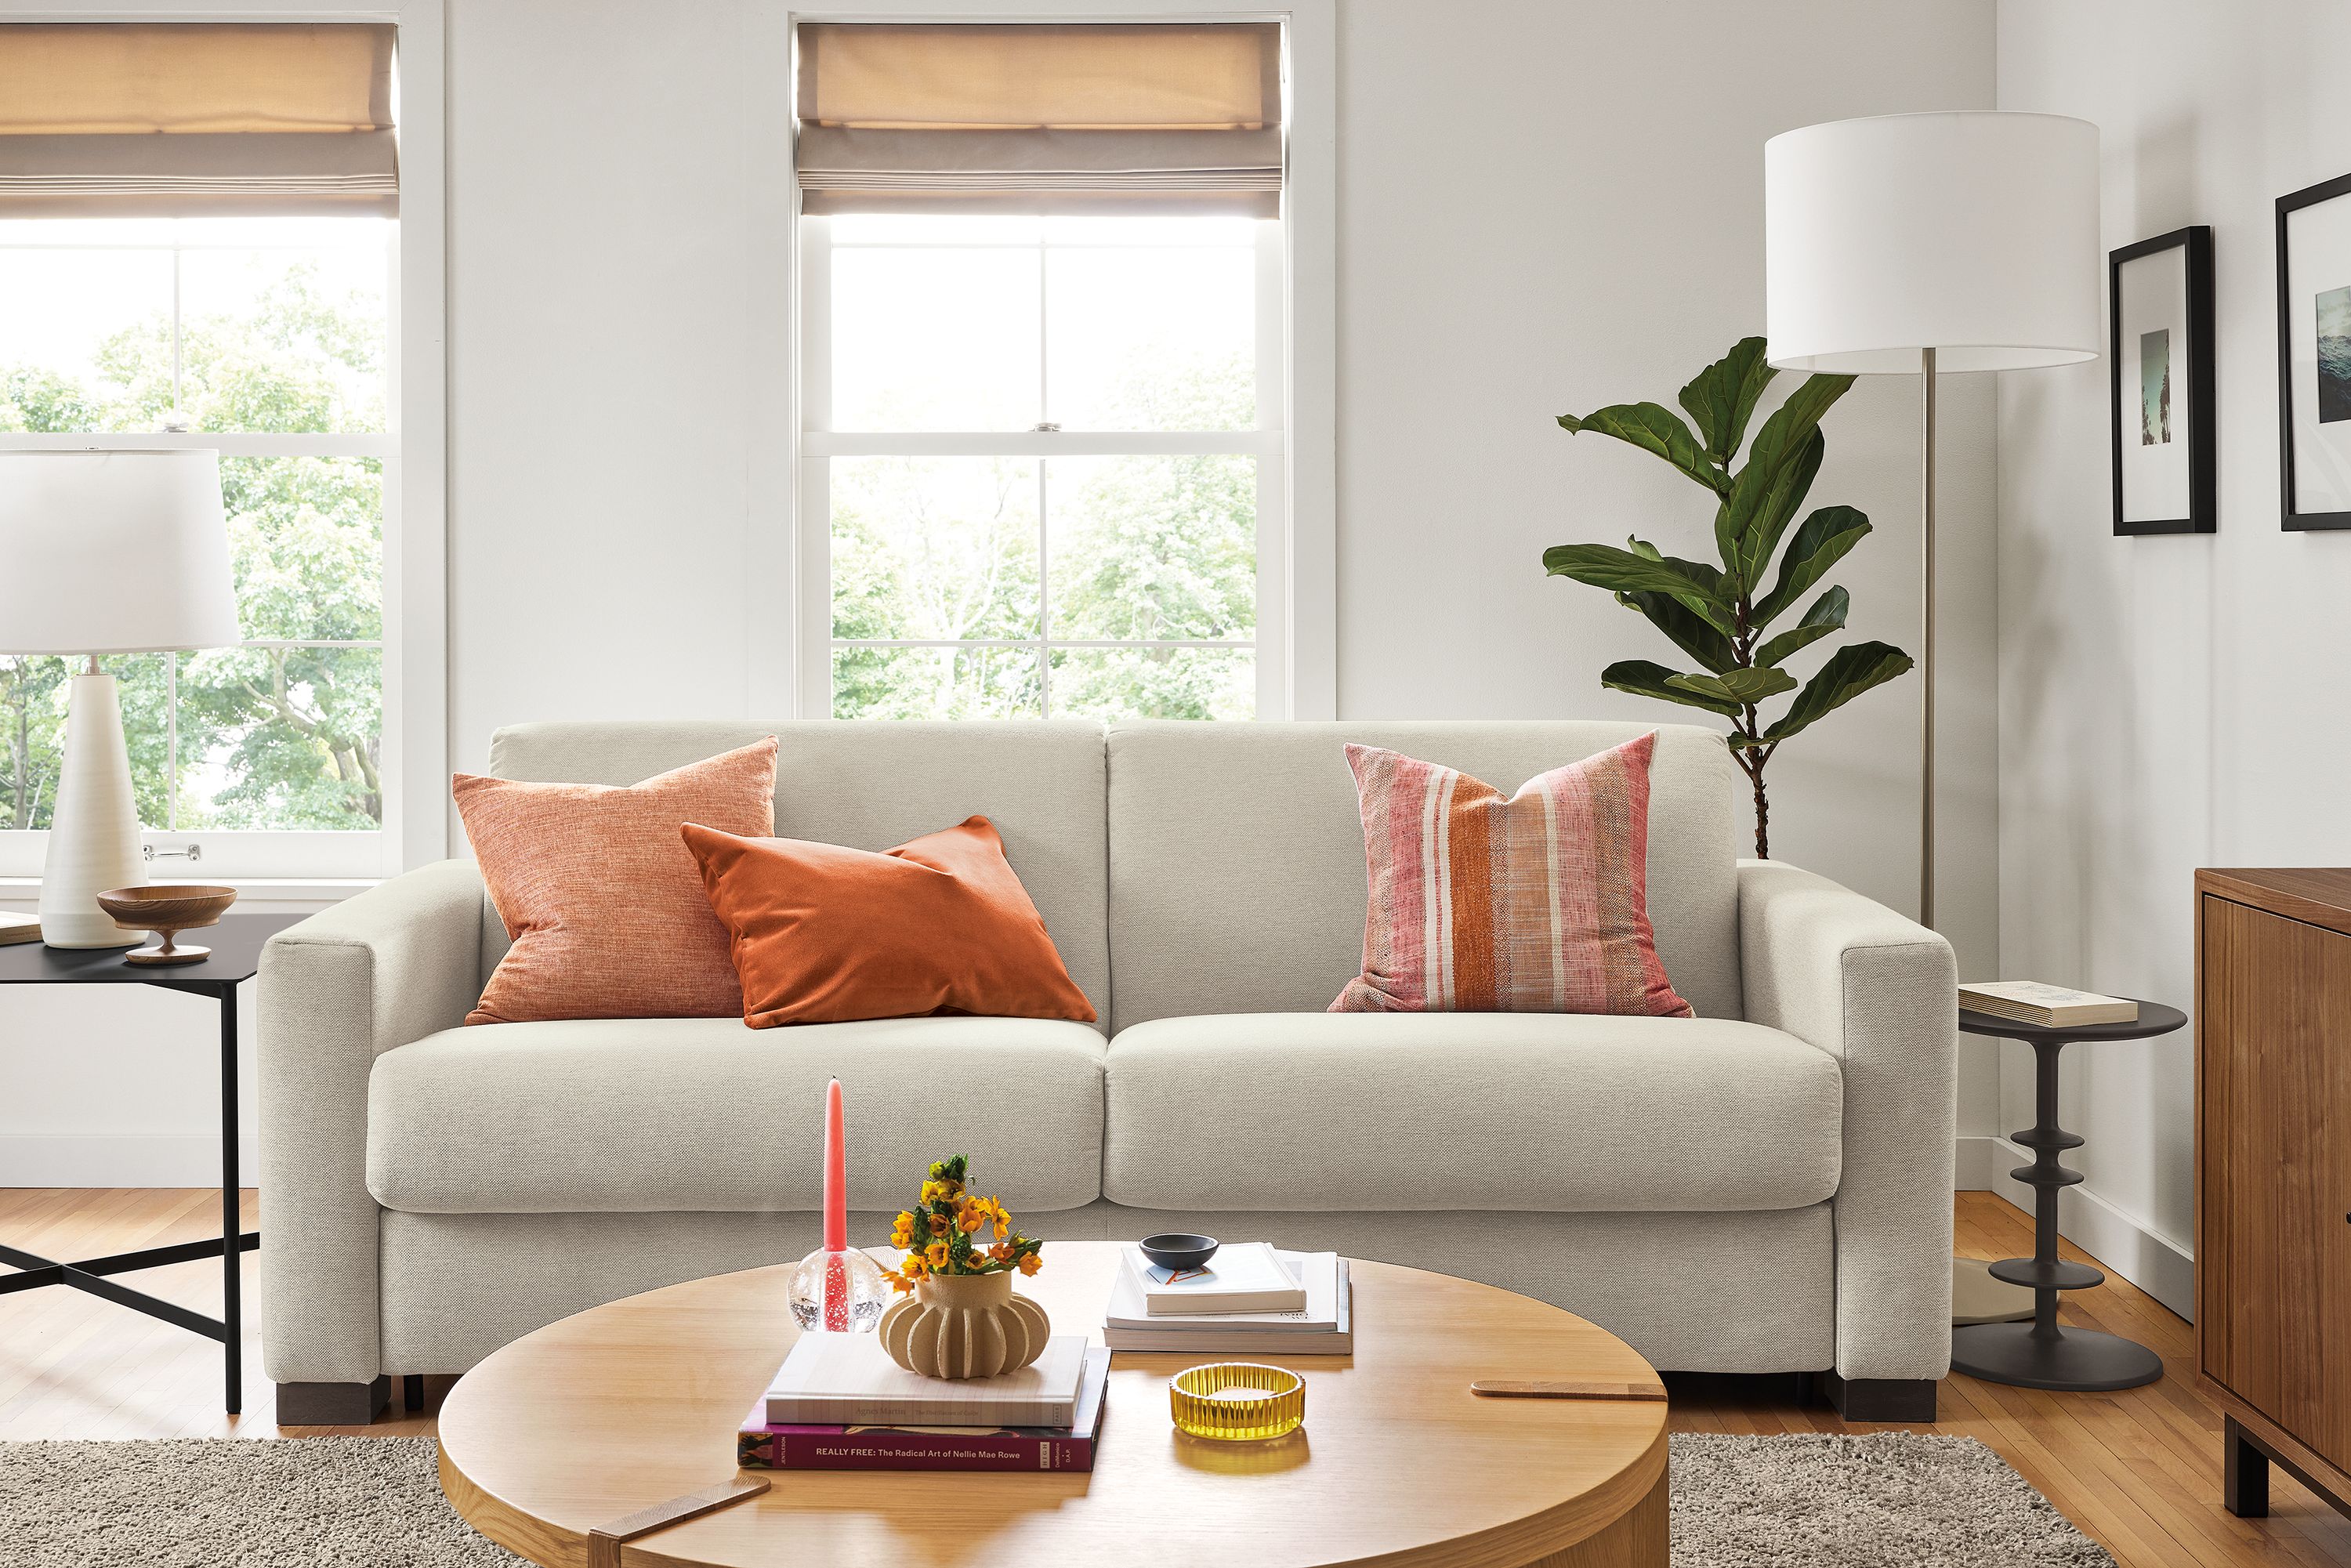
(0, 656), (71, 829)
(179, 242), (388, 433)
(829, 244), (1040, 430)
(220, 456), (383, 641)
(0, 655), (172, 829)
(1041, 215), (1259, 247)
(831, 214), (1043, 245)
(1049, 646), (1253, 721)
(832, 645), (1041, 719)
(1046, 455), (1255, 641)
(0, 248), (174, 433)
(832, 457), (1039, 641)
(175, 645), (382, 829)
(1045, 241), (1254, 430)
(109, 654), (175, 829)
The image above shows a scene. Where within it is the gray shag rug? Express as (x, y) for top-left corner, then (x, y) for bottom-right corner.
(1671, 1433), (2114, 1566)
(0, 1432), (2113, 1566)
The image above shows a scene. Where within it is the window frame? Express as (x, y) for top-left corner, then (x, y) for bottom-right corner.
(800, 214), (1286, 719)
(753, 0), (1335, 723)
(0, 0), (447, 884)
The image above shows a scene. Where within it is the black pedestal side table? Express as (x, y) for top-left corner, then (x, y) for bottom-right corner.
(0, 912), (301, 1413)
(1951, 998), (2186, 1392)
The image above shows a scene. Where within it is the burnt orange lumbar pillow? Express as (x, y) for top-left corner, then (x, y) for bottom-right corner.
(455, 737), (779, 1025)
(682, 816), (1096, 1028)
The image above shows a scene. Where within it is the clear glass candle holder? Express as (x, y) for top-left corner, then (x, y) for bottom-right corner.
(787, 1245), (891, 1333)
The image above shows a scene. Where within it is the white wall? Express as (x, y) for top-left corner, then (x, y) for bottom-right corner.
(0, 0), (2006, 1182)
(1994, 0), (2351, 1313)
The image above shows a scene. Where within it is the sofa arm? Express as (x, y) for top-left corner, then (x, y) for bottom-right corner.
(1738, 859), (1955, 1387)
(259, 858), (484, 1388)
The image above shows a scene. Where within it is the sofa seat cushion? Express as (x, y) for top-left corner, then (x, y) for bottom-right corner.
(1102, 1012), (1839, 1212)
(367, 1016), (1107, 1215)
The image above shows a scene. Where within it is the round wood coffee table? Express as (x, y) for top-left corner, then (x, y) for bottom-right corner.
(438, 1242), (1668, 1567)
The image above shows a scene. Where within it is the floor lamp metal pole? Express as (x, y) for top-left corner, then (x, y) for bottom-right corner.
(1919, 346), (1937, 932)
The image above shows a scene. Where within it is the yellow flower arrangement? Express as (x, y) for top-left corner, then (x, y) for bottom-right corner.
(880, 1154), (1045, 1294)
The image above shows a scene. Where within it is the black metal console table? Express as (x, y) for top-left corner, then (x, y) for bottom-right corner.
(1951, 998), (2187, 1392)
(0, 911), (300, 1414)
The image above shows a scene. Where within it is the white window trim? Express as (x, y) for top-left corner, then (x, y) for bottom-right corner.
(748, 0), (1336, 722)
(0, 0), (449, 889)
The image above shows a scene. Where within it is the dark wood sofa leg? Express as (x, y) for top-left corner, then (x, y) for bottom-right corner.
(276, 1376), (390, 1426)
(1823, 1371), (1939, 1421)
(404, 1374), (426, 1413)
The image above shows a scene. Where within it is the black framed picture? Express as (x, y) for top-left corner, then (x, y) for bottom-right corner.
(2110, 226), (2215, 534)
(2277, 172), (2351, 530)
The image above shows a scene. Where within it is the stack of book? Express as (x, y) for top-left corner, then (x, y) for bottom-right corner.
(1106, 1241), (1352, 1354)
(740, 1332), (1107, 1472)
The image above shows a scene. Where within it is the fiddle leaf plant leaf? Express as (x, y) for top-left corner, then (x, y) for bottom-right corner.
(1751, 506), (1870, 628)
(1676, 335), (1777, 463)
(1713, 665), (1800, 704)
(1743, 371), (1857, 487)
(1722, 427), (1825, 590)
(1556, 402), (1730, 496)
(1541, 543), (1733, 632)
(1601, 659), (1743, 717)
(1759, 641), (1916, 742)
(1615, 590), (1738, 674)
(1751, 585), (1849, 669)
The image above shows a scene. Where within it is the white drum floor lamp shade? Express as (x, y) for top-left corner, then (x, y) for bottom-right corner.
(0, 450), (240, 947)
(1765, 111), (2100, 929)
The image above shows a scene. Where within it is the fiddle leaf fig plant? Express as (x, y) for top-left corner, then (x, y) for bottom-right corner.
(1545, 336), (1913, 858)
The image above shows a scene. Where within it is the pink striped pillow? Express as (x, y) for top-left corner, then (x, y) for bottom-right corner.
(1331, 734), (1693, 1017)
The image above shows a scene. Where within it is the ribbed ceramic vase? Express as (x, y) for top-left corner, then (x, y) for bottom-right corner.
(878, 1270), (1050, 1380)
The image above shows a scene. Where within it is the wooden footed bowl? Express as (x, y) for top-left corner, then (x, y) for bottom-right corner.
(95, 885), (238, 967)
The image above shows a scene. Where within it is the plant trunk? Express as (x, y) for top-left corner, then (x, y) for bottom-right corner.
(1751, 765), (1770, 860)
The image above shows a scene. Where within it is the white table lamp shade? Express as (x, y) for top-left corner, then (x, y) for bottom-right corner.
(1764, 111), (2102, 373)
(0, 449), (240, 654)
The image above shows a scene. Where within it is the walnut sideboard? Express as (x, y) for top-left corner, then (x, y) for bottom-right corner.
(2196, 867), (2351, 1519)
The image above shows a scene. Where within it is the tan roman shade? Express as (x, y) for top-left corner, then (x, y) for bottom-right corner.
(795, 23), (1281, 217)
(0, 24), (397, 216)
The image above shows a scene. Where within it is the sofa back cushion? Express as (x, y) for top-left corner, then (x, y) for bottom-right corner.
(485, 720), (1112, 1028)
(1106, 720), (1744, 1030)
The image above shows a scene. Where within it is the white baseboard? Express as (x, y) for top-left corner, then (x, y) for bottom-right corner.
(0, 1133), (259, 1189)
(1952, 1132), (2004, 1190)
(1953, 1133), (2195, 1321)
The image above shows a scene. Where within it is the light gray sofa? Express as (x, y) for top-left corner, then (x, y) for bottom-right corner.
(258, 718), (1957, 1424)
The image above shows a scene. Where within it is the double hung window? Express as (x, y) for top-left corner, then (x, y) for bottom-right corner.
(794, 20), (1290, 719)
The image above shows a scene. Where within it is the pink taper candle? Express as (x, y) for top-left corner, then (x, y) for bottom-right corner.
(823, 1077), (847, 1253)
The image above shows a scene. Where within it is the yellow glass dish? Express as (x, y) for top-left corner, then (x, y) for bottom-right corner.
(1168, 1362), (1306, 1441)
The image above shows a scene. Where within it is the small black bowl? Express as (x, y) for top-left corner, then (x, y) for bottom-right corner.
(1139, 1233), (1220, 1271)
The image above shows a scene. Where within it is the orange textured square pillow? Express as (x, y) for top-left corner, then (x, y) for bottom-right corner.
(455, 737), (778, 1025)
(682, 816), (1096, 1028)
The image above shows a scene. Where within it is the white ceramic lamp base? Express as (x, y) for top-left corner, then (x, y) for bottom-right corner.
(38, 672), (145, 949)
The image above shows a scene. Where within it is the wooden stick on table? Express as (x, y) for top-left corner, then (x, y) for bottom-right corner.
(1470, 1379), (1668, 1401)
(587, 1478), (772, 1568)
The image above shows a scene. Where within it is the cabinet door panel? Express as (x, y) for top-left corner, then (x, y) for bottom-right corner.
(2200, 895), (2351, 1470)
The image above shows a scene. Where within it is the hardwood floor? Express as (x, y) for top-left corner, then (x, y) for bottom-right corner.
(0, 1186), (2343, 1564)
